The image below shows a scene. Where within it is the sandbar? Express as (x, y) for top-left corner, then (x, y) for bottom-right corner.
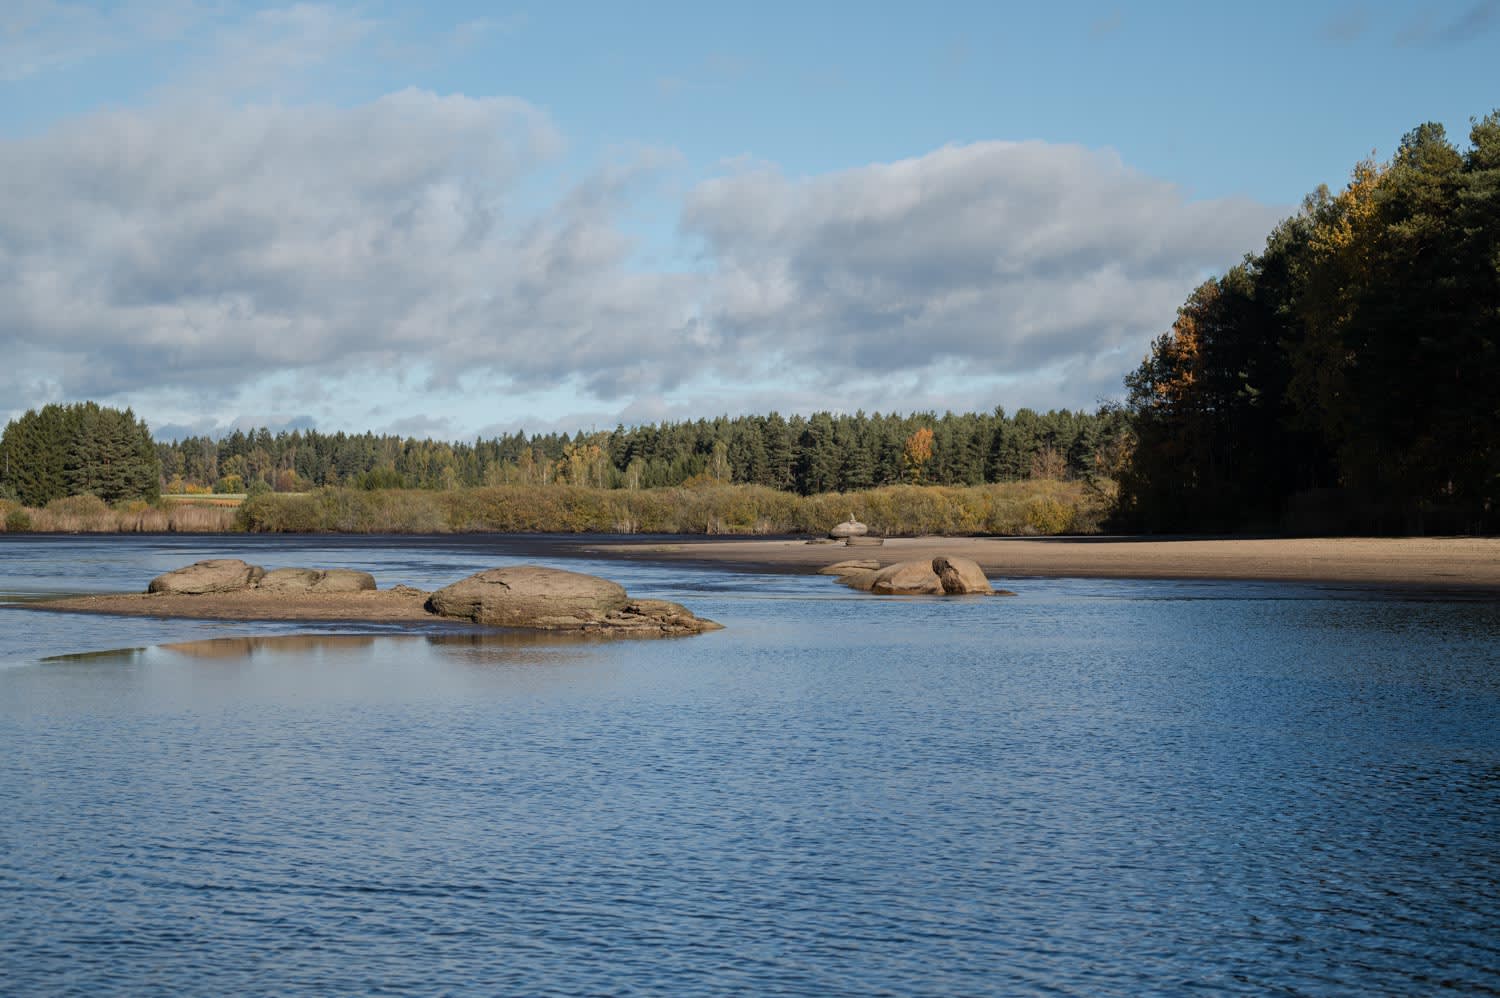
(579, 535), (1500, 591)
(32, 587), (448, 624)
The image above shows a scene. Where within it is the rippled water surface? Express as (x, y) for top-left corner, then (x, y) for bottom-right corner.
(2, 534), (1498, 995)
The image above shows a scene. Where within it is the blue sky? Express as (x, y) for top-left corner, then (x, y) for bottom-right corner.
(2, 1), (1495, 440)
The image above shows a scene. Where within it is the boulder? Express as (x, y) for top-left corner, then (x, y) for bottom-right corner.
(869, 560), (945, 595)
(256, 567), (322, 593)
(426, 566), (720, 635)
(311, 569), (378, 593)
(256, 567), (378, 594)
(834, 568), (881, 592)
(817, 559), (882, 576)
(427, 565), (628, 628)
(828, 518), (869, 539)
(147, 559), (265, 595)
(932, 556), (995, 595)
(597, 599), (725, 635)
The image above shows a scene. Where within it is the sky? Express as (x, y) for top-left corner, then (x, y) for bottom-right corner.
(1, 1), (1495, 441)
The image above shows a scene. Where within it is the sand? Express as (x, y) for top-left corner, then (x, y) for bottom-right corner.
(578, 535), (1500, 591)
(32, 586), (446, 623)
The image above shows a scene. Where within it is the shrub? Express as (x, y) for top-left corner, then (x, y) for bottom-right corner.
(5, 508), (31, 532)
(1022, 496), (1074, 535)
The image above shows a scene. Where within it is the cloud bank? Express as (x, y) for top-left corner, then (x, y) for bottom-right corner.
(0, 91), (1283, 433)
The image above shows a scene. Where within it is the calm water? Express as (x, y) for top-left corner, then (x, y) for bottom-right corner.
(2, 535), (1498, 996)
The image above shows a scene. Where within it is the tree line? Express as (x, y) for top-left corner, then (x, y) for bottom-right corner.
(1121, 110), (1499, 533)
(155, 408), (1128, 496)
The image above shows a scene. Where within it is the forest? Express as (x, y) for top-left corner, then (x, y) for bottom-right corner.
(1121, 111), (1499, 534)
(1, 110), (1495, 535)
(147, 408), (1127, 498)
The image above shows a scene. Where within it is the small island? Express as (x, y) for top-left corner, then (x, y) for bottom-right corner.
(35, 559), (722, 636)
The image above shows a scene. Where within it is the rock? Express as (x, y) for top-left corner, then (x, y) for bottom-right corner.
(817, 559), (882, 576)
(256, 567), (322, 593)
(834, 568), (881, 592)
(147, 559), (265, 595)
(427, 565), (629, 628)
(869, 560), (945, 595)
(256, 567), (378, 594)
(424, 565), (720, 635)
(598, 599), (725, 635)
(932, 556), (995, 595)
(311, 569), (378, 593)
(828, 517), (869, 539)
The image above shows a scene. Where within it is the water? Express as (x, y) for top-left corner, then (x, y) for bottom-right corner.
(2, 535), (1498, 995)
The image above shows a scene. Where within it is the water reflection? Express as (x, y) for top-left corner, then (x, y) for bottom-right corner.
(43, 629), (633, 669)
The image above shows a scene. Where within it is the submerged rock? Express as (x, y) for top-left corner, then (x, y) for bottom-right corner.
(147, 559), (266, 595)
(426, 565), (720, 635)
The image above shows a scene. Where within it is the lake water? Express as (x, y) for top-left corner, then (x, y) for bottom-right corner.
(2, 534), (1498, 995)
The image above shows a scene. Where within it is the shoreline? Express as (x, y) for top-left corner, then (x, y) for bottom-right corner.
(27, 588), (454, 624)
(571, 535), (1500, 592)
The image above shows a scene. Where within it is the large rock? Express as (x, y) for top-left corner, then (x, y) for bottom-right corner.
(257, 567), (377, 594)
(932, 556), (995, 595)
(427, 566), (628, 628)
(425, 565), (720, 635)
(147, 559), (265, 595)
(314, 569), (378, 593)
(869, 560), (945, 595)
(828, 518), (869, 539)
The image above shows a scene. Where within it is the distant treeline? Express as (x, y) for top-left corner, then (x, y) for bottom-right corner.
(154, 408), (1129, 496)
(1122, 111), (1500, 534)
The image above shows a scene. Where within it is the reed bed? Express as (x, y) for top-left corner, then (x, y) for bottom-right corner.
(1, 480), (1107, 537)
(0, 496), (237, 533)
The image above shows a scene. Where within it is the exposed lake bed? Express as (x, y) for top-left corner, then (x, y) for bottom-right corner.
(2, 534), (1498, 995)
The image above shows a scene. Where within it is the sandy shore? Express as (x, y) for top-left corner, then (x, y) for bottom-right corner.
(31, 587), (448, 623)
(579, 535), (1500, 590)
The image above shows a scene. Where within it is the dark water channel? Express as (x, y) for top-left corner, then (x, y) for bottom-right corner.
(2, 535), (1498, 995)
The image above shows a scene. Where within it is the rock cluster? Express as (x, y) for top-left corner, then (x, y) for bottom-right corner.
(142, 560), (723, 637)
(147, 559), (376, 595)
(822, 555), (1012, 596)
(425, 565), (722, 635)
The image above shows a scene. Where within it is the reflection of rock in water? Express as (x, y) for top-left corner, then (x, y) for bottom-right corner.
(41, 646), (149, 663)
(159, 634), (387, 659)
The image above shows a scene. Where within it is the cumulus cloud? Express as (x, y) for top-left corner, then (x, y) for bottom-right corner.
(1, 94), (1282, 432)
(682, 141), (1282, 395)
(0, 90), (706, 407)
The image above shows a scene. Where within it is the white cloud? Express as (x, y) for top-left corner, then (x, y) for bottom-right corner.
(683, 141), (1282, 393)
(1, 97), (1282, 434)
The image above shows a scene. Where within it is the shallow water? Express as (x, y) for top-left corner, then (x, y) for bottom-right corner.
(2, 534), (1498, 995)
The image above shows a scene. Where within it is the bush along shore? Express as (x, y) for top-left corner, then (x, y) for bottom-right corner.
(0, 480), (1107, 536)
